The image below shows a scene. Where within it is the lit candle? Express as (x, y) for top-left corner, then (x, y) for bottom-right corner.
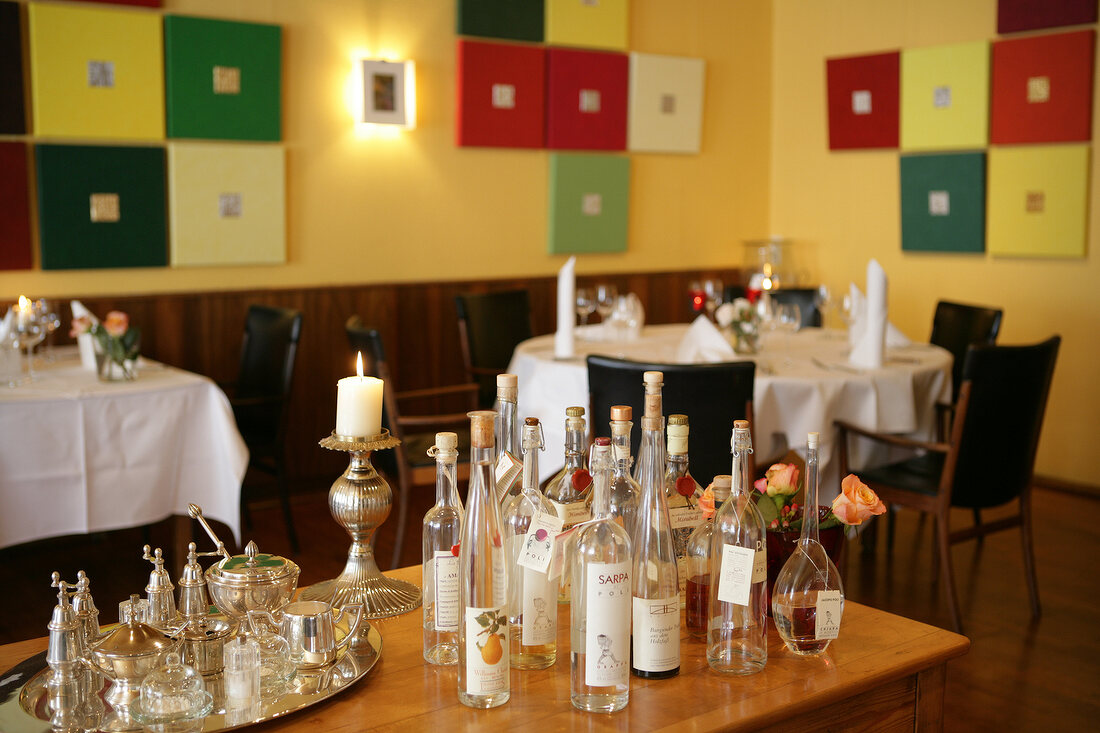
(336, 352), (383, 438)
(16, 295), (31, 328)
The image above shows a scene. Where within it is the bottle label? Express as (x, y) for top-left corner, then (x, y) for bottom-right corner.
(632, 596), (681, 672)
(815, 591), (843, 640)
(433, 551), (459, 632)
(752, 540), (767, 584)
(522, 567), (556, 646)
(717, 544), (756, 607)
(494, 451), (523, 503)
(548, 498), (591, 530)
(517, 511), (565, 573)
(464, 606), (508, 694)
(667, 434), (688, 455)
(585, 562), (630, 687)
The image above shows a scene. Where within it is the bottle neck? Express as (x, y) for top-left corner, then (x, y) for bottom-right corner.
(801, 445), (820, 543)
(637, 419), (667, 512)
(521, 439), (540, 497)
(610, 420), (633, 476)
(665, 452), (689, 478)
(496, 397), (518, 456)
(731, 430), (753, 502)
(590, 447), (613, 519)
(564, 422), (587, 468)
(434, 452), (460, 508)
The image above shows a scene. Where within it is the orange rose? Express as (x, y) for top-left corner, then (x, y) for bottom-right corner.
(831, 474), (886, 525)
(698, 486), (716, 520)
(759, 463), (800, 498)
(103, 311), (129, 338)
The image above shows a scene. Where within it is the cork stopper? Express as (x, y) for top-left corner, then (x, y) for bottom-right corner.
(610, 405), (632, 422)
(642, 371), (663, 421)
(524, 417), (539, 427)
(643, 371), (663, 386)
(733, 419), (749, 430)
(710, 475), (732, 501)
(566, 406), (585, 418)
(732, 419), (752, 452)
(595, 437), (611, 446)
(807, 431), (819, 449)
(668, 414), (689, 426)
(435, 432), (458, 452)
(496, 373), (518, 401)
(467, 410), (497, 449)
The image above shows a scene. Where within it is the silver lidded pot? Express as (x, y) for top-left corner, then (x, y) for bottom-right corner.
(188, 503), (300, 622)
(86, 595), (181, 707)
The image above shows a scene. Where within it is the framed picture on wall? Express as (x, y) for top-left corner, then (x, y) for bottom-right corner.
(361, 59), (413, 126)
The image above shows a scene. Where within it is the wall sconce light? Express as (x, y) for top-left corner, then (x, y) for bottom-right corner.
(360, 59), (416, 129)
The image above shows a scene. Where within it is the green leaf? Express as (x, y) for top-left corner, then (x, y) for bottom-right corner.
(475, 613), (490, 627)
(755, 493), (778, 526)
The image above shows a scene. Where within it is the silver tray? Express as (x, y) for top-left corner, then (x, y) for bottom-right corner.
(0, 623), (381, 732)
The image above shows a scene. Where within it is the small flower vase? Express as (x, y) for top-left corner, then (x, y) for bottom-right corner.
(94, 349), (135, 382)
(728, 323), (759, 355)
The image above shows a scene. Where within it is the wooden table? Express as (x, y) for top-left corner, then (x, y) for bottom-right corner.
(0, 566), (968, 732)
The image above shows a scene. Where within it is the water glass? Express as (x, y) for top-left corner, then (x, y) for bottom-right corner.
(0, 338), (22, 388)
(595, 284), (618, 322)
(575, 288), (596, 326)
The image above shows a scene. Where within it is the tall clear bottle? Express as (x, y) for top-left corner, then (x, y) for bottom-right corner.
(423, 432), (465, 665)
(707, 420), (767, 675)
(494, 374), (523, 503)
(685, 475), (731, 639)
(502, 418), (557, 670)
(457, 412), (510, 708)
(664, 414), (705, 607)
(544, 406), (593, 603)
(630, 371), (680, 680)
(587, 405), (640, 538)
(571, 438), (632, 713)
(772, 432), (845, 656)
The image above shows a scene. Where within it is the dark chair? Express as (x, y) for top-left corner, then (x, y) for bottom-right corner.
(770, 288), (822, 328)
(346, 316), (477, 569)
(586, 356), (756, 487)
(930, 300), (1003, 404)
(230, 305), (303, 553)
(723, 284), (748, 303)
(455, 289), (533, 408)
(836, 336), (1060, 633)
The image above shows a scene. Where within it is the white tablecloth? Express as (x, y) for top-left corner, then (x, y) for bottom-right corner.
(0, 350), (248, 549)
(507, 325), (952, 496)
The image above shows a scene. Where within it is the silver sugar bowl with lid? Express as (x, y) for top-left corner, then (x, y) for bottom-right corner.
(85, 595), (181, 707)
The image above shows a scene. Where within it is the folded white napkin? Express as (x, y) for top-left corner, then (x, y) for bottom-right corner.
(554, 256), (576, 359)
(0, 307), (12, 340)
(71, 300), (99, 371)
(676, 314), (736, 363)
(847, 281), (911, 352)
(849, 260), (887, 369)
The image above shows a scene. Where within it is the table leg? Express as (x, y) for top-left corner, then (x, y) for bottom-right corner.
(915, 663), (947, 732)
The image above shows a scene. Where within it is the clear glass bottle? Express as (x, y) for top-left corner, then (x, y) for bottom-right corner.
(630, 371), (680, 680)
(544, 406), (593, 603)
(422, 432), (464, 665)
(502, 418), (557, 670)
(707, 420), (768, 675)
(685, 476), (731, 640)
(664, 414), (704, 607)
(772, 432), (845, 656)
(571, 438), (632, 713)
(457, 412), (510, 708)
(494, 374), (523, 504)
(587, 405), (640, 538)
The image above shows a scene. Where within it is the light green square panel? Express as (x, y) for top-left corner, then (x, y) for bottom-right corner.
(900, 41), (989, 151)
(547, 153), (630, 254)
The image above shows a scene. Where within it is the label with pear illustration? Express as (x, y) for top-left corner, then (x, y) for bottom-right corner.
(465, 606), (509, 694)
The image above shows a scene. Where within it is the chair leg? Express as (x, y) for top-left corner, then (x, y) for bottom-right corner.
(276, 459), (299, 554)
(1019, 491), (1041, 620)
(934, 510), (963, 634)
(390, 476), (410, 571)
(972, 508), (983, 544)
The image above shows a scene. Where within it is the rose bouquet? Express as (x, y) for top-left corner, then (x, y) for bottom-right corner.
(754, 463), (886, 534)
(715, 297), (760, 354)
(71, 311), (140, 380)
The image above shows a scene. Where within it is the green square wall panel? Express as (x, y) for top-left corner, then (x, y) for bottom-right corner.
(164, 15), (281, 141)
(548, 153), (629, 254)
(457, 0), (543, 42)
(37, 145), (166, 270)
(900, 152), (985, 253)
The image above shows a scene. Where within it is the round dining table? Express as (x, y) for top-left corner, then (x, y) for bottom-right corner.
(506, 323), (952, 497)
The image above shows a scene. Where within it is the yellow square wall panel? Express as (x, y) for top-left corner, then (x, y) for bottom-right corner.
(987, 145), (1089, 258)
(900, 41), (989, 151)
(28, 3), (164, 140)
(167, 143), (286, 266)
(546, 0), (628, 51)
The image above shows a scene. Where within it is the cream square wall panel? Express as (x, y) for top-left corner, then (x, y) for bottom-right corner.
(628, 53), (705, 153)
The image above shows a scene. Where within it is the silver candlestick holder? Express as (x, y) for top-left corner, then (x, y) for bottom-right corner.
(300, 430), (422, 620)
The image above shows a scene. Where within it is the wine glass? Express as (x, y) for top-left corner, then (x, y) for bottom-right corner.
(703, 278), (724, 321)
(10, 306), (44, 382)
(813, 286), (831, 330)
(34, 299), (61, 363)
(575, 288), (596, 327)
(777, 303), (801, 355)
(595, 284), (618, 323)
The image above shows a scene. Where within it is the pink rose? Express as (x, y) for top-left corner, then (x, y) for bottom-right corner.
(761, 463), (800, 498)
(103, 311), (129, 338)
(831, 474), (887, 525)
(69, 315), (92, 338)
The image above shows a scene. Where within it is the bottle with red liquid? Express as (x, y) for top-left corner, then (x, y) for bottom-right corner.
(684, 475), (732, 640)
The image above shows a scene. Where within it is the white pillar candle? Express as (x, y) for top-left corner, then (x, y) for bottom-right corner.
(336, 352), (383, 438)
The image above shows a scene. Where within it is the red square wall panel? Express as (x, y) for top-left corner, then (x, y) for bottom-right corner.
(457, 39), (546, 148)
(826, 51), (900, 150)
(547, 48), (627, 151)
(0, 143), (32, 271)
(998, 0), (1097, 34)
(991, 30), (1094, 144)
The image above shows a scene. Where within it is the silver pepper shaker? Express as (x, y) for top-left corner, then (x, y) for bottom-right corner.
(71, 570), (100, 654)
(46, 572), (83, 677)
(142, 545), (179, 630)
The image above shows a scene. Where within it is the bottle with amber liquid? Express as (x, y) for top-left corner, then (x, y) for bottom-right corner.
(502, 418), (557, 670)
(544, 406), (593, 603)
(457, 411), (510, 708)
(684, 475), (731, 640)
(664, 414), (704, 606)
(571, 437), (632, 713)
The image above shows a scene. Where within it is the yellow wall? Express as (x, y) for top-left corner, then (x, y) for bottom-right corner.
(770, 0), (1099, 485)
(0, 0), (772, 298)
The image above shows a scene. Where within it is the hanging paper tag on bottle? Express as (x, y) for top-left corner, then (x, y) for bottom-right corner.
(814, 591), (843, 640)
(717, 544), (755, 607)
(494, 451), (523, 502)
(517, 511), (565, 574)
